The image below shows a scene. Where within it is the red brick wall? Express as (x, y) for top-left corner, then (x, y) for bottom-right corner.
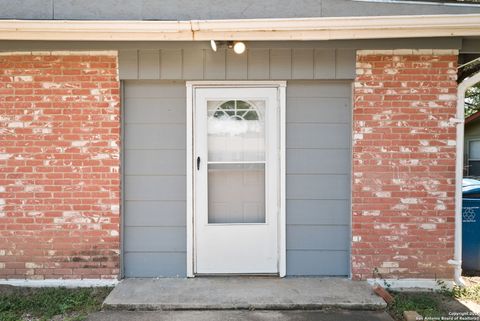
(352, 49), (458, 280)
(0, 49), (460, 280)
(0, 52), (120, 280)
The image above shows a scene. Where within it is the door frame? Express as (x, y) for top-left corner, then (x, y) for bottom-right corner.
(186, 81), (286, 277)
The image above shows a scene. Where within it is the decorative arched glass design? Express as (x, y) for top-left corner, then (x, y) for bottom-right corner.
(212, 100), (260, 121)
(207, 99), (265, 162)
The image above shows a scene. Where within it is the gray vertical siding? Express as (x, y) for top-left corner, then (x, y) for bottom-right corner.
(118, 48), (356, 80)
(286, 81), (351, 276)
(124, 81), (187, 277)
(123, 80), (351, 277)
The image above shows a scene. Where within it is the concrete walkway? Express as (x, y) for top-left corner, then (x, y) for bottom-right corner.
(88, 310), (394, 321)
(103, 277), (386, 311)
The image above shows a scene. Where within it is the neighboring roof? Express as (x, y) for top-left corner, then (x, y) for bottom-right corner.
(466, 111), (480, 125)
(1, 0), (480, 21)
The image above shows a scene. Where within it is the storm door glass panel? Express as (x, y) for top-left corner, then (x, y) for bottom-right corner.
(207, 100), (266, 223)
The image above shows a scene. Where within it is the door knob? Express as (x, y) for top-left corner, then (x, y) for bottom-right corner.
(197, 156), (201, 170)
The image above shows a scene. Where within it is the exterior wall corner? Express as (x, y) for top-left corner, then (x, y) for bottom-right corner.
(351, 49), (459, 280)
(0, 51), (121, 280)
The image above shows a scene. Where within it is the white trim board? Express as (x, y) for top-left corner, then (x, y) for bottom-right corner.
(186, 82), (194, 278)
(0, 279), (119, 288)
(0, 14), (480, 41)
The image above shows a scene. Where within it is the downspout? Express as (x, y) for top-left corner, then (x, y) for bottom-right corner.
(449, 69), (480, 287)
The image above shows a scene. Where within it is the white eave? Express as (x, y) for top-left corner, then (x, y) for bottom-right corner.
(0, 14), (480, 41)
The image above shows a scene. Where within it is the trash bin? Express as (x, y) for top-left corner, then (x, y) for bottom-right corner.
(462, 178), (480, 272)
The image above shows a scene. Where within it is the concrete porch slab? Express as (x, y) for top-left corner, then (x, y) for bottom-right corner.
(103, 277), (387, 311)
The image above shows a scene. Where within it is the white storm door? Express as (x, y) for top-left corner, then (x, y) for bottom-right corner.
(194, 87), (280, 274)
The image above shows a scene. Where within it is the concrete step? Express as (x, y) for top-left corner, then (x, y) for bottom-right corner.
(103, 277), (387, 311)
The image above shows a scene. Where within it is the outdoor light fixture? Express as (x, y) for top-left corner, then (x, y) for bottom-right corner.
(210, 40), (217, 52)
(233, 41), (246, 54)
(210, 40), (246, 54)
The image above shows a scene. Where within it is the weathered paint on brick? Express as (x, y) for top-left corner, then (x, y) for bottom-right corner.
(351, 50), (458, 280)
(0, 52), (120, 280)
(0, 49), (460, 280)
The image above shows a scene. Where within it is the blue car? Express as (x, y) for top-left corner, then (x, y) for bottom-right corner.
(462, 178), (480, 272)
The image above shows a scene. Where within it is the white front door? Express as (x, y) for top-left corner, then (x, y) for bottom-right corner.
(192, 84), (284, 275)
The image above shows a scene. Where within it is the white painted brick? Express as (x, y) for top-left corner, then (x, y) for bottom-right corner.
(92, 153), (111, 160)
(432, 49), (459, 55)
(72, 140), (89, 147)
(419, 140), (429, 146)
(384, 68), (398, 75)
(439, 94), (456, 101)
(399, 159), (420, 166)
(352, 236), (362, 242)
(30, 51), (52, 56)
(353, 133), (364, 140)
(362, 210), (380, 216)
(42, 82), (62, 89)
(357, 50), (394, 55)
(25, 262), (43, 269)
(13, 76), (32, 82)
(393, 49), (413, 55)
(401, 198), (418, 205)
(63, 211), (80, 218)
(419, 146), (439, 153)
(412, 49), (433, 55)
(0, 51), (32, 56)
(27, 211), (43, 217)
(382, 262), (399, 268)
(24, 185), (43, 192)
(435, 202), (447, 210)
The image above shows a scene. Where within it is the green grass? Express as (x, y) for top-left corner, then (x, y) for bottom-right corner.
(388, 292), (444, 320)
(0, 287), (112, 321)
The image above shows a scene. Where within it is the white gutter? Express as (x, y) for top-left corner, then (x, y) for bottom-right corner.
(0, 14), (479, 41)
(449, 70), (480, 287)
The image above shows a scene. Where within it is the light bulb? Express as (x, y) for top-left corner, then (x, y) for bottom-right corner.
(233, 42), (246, 54)
(210, 40), (217, 52)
